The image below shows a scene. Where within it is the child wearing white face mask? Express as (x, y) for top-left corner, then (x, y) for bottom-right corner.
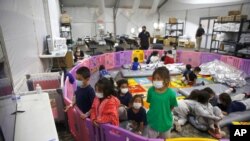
(116, 79), (133, 121)
(147, 67), (178, 139)
(126, 95), (147, 136)
(64, 67), (95, 120)
(90, 78), (120, 127)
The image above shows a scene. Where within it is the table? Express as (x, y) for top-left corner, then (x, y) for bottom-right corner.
(14, 93), (59, 141)
(39, 50), (67, 71)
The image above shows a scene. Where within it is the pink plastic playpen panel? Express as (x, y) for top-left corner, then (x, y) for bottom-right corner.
(115, 52), (123, 68)
(220, 55), (241, 69)
(200, 52), (221, 64)
(178, 51), (201, 67)
(97, 54), (106, 66)
(89, 56), (100, 72)
(122, 51), (132, 65)
(104, 53), (115, 69)
(64, 78), (75, 100)
(240, 59), (250, 76)
(79, 58), (90, 68)
(75, 107), (90, 141)
(176, 50), (182, 63)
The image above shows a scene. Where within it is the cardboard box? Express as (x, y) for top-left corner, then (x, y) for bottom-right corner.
(228, 10), (241, 16)
(169, 17), (177, 24)
(60, 14), (71, 24)
(235, 15), (248, 21)
(223, 16), (235, 22)
(169, 37), (177, 43)
(189, 42), (195, 48)
(217, 16), (222, 22)
(163, 39), (170, 46)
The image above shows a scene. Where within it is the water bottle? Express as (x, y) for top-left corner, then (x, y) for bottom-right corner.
(36, 84), (42, 94)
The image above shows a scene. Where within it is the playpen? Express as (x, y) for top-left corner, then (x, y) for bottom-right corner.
(64, 49), (249, 141)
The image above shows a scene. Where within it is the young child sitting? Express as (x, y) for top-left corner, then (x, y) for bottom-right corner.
(126, 95), (147, 136)
(164, 50), (175, 64)
(99, 65), (111, 78)
(90, 78), (120, 126)
(149, 51), (160, 64)
(218, 93), (250, 115)
(186, 66), (202, 85)
(131, 57), (141, 71)
(173, 89), (200, 132)
(116, 79), (133, 121)
(183, 64), (192, 79)
(193, 90), (224, 139)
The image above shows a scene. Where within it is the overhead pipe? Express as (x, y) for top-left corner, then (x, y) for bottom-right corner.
(157, 0), (168, 23)
(113, 0), (121, 36)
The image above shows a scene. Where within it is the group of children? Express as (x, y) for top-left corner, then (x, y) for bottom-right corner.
(65, 57), (249, 140)
(65, 66), (178, 139)
(131, 50), (175, 71)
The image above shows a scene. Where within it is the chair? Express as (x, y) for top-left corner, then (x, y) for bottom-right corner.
(105, 38), (115, 51)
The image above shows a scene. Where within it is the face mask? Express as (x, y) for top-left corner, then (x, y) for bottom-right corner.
(121, 88), (128, 94)
(96, 92), (104, 99)
(153, 81), (164, 89)
(76, 80), (82, 87)
(133, 102), (142, 109)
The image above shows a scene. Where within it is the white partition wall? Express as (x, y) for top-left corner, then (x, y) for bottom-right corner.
(0, 0), (59, 90)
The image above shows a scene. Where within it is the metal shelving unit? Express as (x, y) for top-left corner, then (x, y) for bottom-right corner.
(210, 19), (250, 56)
(60, 23), (72, 45)
(165, 22), (184, 46)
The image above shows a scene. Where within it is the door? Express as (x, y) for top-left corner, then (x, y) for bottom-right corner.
(199, 17), (217, 49)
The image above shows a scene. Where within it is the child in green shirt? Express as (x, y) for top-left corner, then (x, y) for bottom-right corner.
(147, 67), (178, 139)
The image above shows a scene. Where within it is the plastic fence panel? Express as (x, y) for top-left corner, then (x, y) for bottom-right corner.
(75, 107), (90, 141)
(144, 50), (153, 60)
(132, 50), (144, 63)
(240, 59), (250, 76)
(64, 77), (75, 101)
(101, 124), (127, 141)
(220, 55), (241, 69)
(79, 58), (90, 68)
(121, 51), (132, 65)
(200, 52), (221, 64)
(85, 119), (97, 141)
(115, 52), (123, 68)
(64, 98), (78, 140)
(176, 50), (182, 63)
(89, 56), (100, 72)
(104, 53), (115, 69)
(179, 51), (201, 67)
(97, 54), (106, 66)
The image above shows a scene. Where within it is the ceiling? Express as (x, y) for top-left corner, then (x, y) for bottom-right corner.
(61, 0), (166, 9)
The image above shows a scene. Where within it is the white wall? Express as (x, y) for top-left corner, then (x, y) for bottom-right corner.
(48, 0), (61, 37)
(0, 0), (48, 88)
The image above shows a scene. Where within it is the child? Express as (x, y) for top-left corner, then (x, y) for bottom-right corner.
(90, 78), (120, 126)
(173, 89), (200, 132)
(194, 90), (224, 139)
(183, 64), (192, 79)
(147, 67), (178, 139)
(117, 79), (133, 121)
(164, 50), (175, 64)
(186, 66), (201, 85)
(131, 57), (141, 71)
(146, 51), (159, 64)
(126, 95), (147, 135)
(117, 79), (132, 107)
(99, 65), (111, 78)
(64, 67), (95, 119)
(74, 46), (84, 62)
(218, 93), (250, 115)
(203, 87), (217, 106)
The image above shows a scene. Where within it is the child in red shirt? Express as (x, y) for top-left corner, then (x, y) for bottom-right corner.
(90, 78), (120, 126)
(164, 50), (175, 64)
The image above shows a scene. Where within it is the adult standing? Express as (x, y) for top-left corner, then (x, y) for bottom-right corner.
(195, 24), (205, 51)
(138, 26), (150, 50)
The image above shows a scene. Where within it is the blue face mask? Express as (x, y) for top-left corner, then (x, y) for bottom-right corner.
(76, 80), (82, 87)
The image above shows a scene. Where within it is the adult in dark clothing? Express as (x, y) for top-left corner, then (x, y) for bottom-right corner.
(195, 24), (205, 51)
(138, 26), (150, 50)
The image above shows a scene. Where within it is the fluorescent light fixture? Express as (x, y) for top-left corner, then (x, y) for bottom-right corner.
(131, 28), (135, 33)
(153, 23), (158, 29)
(138, 27), (142, 32)
(176, 0), (243, 4)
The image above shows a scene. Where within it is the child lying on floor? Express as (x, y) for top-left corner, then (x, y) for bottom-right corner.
(218, 92), (250, 115)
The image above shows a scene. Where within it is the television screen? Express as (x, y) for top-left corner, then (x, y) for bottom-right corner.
(0, 26), (16, 141)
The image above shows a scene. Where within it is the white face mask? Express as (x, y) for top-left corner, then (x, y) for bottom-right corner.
(96, 92), (104, 98)
(153, 81), (164, 89)
(133, 102), (142, 109)
(121, 88), (129, 94)
(76, 80), (82, 87)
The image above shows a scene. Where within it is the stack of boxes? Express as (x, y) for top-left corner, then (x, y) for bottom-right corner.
(217, 10), (248, 22)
